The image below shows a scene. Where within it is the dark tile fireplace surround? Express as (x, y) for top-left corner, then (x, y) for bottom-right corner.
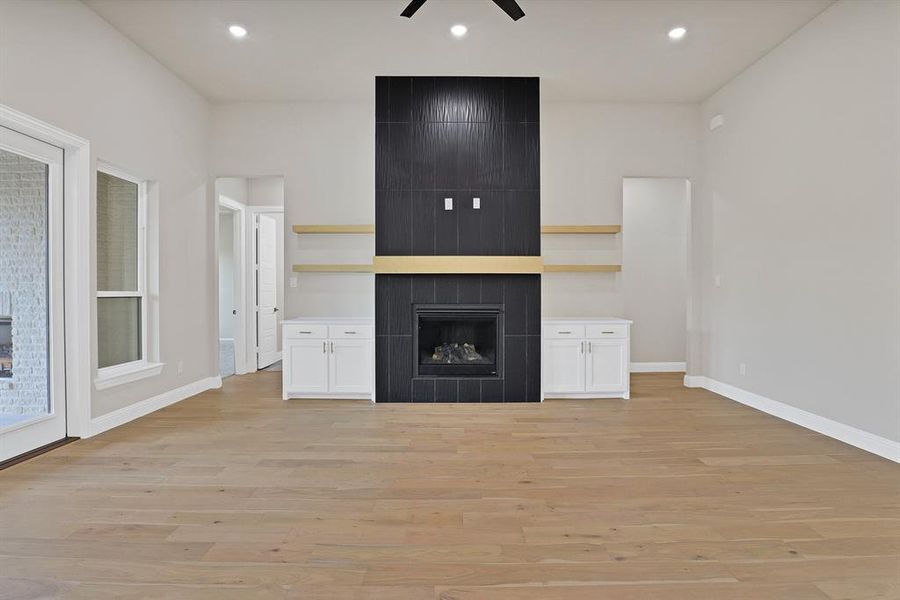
(375, 76), (540, 402)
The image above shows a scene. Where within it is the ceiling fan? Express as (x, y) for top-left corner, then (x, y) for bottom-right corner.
(401, 0), (525, 21)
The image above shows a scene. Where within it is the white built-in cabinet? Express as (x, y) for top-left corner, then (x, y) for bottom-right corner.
(282, 319), (374, 400)
(542, 319), (632, 399)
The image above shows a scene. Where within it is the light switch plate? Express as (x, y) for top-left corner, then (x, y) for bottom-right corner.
(444, 197), (453, 210)
(289, 276), (298, 288)
(473, 197), (481, 209)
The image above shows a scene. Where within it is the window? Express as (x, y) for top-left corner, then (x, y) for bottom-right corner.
(95, 165), (161, 389)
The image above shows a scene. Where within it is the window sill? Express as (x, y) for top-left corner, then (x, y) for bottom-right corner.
(94, 361), (164, 391)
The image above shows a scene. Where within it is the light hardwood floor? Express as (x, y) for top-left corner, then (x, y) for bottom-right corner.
(1, 372), (898, 599)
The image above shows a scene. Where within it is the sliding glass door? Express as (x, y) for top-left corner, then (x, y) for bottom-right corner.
(0, 126), (66, 462)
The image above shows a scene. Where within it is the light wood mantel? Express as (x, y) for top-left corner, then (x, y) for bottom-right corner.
(372, 255), (544, 274)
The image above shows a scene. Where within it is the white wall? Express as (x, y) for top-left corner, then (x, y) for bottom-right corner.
(211, 100), (700, 323)
(217, 177), (248, 206)
(218, 211), (234, 338)
(696, 0), (900, 442)
(541, 103), (699, 319)
(0, 0), (214, 417)
(249, 176), (284, 207)
(622, 178), (689, 364)
(211, 102), (375, 318)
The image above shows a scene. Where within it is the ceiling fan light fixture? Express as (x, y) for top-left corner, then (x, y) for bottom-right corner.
(450, 24), (468, 38)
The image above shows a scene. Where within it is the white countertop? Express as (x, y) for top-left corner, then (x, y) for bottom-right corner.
(285, 316), (629, 324)
(283, 316), (374, 324)
(542, 317), (632, 324)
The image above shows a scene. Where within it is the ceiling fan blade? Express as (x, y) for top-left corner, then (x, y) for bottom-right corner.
(492, 0), (525, 21)
(400, 0), (428, 18)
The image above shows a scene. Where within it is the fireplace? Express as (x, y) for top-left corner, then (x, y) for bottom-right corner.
(415, 304), (502, 378)
(374, 76), (541, 402)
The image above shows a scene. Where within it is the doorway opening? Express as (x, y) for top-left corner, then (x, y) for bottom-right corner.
(215, 176), (284, 377)
(218, 205), (240, 378)
(622, 177), (691, 373)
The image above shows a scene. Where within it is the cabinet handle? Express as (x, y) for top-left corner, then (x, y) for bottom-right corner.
(300, 330), (312, 334)
(580, 341), (584, 354)
(322, 341), (326, 353)
(344, 331), (356, 334)
(588, 341), (592, 353)
(559, 331), (572, 335)
(330, 341), (334, 353)
(602, 331), (614, 334)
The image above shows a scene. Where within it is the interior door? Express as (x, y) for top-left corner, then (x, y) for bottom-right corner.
(542, 339), (585, 393)
(0, 126), (66, 462)
(256, 213), (280, 369)
(586, 339), (627, 392)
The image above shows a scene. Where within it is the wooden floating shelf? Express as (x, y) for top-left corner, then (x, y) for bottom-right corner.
(373, 256), (544, 275)
(541, 225), (621, 234)
(292, 225), (375, 234)
(543, 264), (622, 273)
(292, 264), (373, 273)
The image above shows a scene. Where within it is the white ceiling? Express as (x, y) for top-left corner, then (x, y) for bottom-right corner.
(85, 0), (832, 103)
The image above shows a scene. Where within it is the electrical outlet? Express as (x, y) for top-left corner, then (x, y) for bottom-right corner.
(444, 197), (453, 211)
(289, 276), (298, 289)
(473, 197), (481, 209)
(739, 363), (747, 376)
(177, 361), (184, 375)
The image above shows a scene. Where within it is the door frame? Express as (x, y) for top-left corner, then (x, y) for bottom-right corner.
(0, 105), (92, 440)
(248, 206), (284, 371)
(0, 126), (65, 460)
(216, 196), (247, 375)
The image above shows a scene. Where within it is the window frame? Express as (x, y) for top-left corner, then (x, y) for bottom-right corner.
(94, 162), (162, 389)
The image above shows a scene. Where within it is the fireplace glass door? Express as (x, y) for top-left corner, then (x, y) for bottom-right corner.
(415, 305), (502, 378)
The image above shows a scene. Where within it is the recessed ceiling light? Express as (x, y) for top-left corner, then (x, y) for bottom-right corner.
(450, 24), (468, 38)
(668, 26), (687, 40)
(228, 24), (248, 39)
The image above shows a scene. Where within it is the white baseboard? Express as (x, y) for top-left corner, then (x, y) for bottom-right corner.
(284, 392), (372, 401)
(631, 362), (686, 373)
(683, 375), (705, 388)
(88, 376), (223, 437)
(684, 375), (900, 463)
(544, 393), (629, 399)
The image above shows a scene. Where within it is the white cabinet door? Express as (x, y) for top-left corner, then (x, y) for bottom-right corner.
(285, 339), (328, 393)
(329, 339), (372, 394)
(543, 339), (585, 393)
(586, 339), (627, 393)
